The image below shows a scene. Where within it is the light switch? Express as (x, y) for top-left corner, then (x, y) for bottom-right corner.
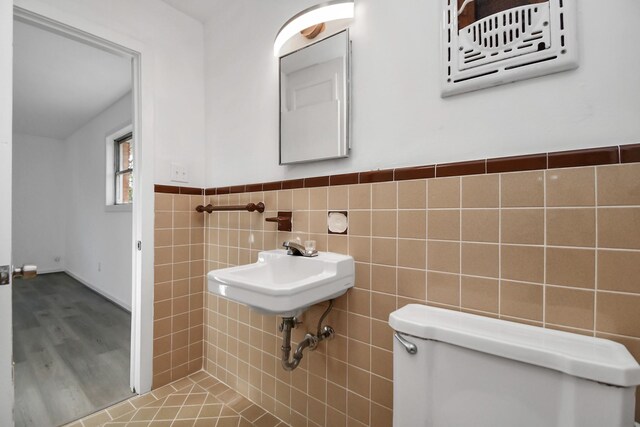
(170, 163), (189, 183)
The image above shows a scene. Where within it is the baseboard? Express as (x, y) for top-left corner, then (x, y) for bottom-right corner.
(64, 270), (132, 312)
(37, 268), (65, 275)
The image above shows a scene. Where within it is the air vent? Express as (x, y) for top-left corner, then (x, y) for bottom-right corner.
(442, 0), (578, 97)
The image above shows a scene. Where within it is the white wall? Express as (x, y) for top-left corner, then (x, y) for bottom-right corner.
(12, 134), (66, 273)
(204, 0), (640, 187)
(12, 94), (133, 309)
(16, 0), (207, 188)
(65, 92), (133, 310)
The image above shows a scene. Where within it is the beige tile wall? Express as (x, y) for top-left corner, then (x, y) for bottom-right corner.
(153, 193), (206, 388)
(200, 163), (640, 426)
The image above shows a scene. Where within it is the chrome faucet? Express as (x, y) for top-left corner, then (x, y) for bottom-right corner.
(283, 241), (318, 257)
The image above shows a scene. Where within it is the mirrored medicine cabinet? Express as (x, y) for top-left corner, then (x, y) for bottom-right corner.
(279, 30), (351, 165)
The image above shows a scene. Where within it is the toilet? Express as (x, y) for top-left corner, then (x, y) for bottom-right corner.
(390, 304), (640, 427)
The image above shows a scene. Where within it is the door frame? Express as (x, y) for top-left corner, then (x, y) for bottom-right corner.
(12, 4), (155, 396)
(0, 0), (14, 424)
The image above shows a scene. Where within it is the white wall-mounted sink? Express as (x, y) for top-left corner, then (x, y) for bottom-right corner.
(207, 249), (355, 317)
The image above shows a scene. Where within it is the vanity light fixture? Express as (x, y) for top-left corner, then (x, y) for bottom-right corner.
(274, 0), (354, 57)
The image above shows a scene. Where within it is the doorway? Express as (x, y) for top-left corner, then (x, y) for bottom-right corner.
(11, 12), (139, 427)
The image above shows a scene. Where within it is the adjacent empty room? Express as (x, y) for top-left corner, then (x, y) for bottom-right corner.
(11, 18), (135, 427)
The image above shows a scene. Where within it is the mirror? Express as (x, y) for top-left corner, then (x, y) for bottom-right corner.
(279, 30), (350, 165)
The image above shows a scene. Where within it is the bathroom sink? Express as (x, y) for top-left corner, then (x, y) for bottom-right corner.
(207, 249), (354, 317)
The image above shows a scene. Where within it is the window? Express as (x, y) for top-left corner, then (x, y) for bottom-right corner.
(106, 126), (134, 209)
(114, 132), (134, 204)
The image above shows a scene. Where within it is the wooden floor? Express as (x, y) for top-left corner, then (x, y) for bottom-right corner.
(13, 272), (134, 427)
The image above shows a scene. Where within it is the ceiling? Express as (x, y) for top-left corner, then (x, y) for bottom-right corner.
(160, 0), (220, 23)
(13, 20), (132, 140)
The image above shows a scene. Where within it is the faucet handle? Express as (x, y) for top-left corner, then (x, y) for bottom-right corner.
(265, 211), (292, 231)
(303, 240), (318, 257)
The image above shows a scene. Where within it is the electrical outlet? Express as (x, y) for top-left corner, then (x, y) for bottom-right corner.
(170, 163), (189, 183)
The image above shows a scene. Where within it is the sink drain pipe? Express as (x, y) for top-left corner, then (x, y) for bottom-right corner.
(280, 300), (335, 371)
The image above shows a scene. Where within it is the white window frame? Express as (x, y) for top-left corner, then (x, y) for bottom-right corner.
(106, 124), (133, 212)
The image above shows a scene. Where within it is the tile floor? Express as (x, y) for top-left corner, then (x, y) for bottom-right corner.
(66, 371), (287, 427)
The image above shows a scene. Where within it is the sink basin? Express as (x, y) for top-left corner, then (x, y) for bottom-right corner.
(207, 249), (354, 317)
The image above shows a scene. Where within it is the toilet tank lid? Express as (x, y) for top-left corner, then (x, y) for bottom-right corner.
(389, 304), (640, 387)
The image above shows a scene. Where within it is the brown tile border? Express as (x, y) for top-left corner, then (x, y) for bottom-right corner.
(394, 165), (435, 181)
(229, 185), (246, 194)
(154, 184), (204, 195)
(359, 169), (394, 184)
(262, 181), (282, 191)
(282, 178), (305, 190)
(245, 183), (264, 192)
(304, 176), (330, 188)
(621, 144), (640, 163)
(548, 146), (619, 169)
(169, 143), (640, 196)
(436, 160), (486, 177)
(330, 173), (359, 186)
(487, 153), (547, 174)
(154, 184), (180, 194)
(179, 186), (204, 195)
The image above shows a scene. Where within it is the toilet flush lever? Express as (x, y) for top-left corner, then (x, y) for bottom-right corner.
(394, 332), (418, 355)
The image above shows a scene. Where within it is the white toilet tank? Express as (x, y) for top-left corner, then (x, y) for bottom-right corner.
(389, 304), (640, 427)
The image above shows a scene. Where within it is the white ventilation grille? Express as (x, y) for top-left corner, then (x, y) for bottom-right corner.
(442, 0), (578, 97)
(458, 4), (551, 70)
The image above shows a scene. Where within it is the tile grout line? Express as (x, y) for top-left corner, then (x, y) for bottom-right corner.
(320, 181), (330, 426)
(425, 179), (429, 304)
(369, 183), (375, 427)
(498, 175), (502, 316)
(593, 167), (599, 337)
(170, 196), (176, 384)
(186, 196), (195, 379)
(542, 170), (547, 327)
(458, 177), (462, 308)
